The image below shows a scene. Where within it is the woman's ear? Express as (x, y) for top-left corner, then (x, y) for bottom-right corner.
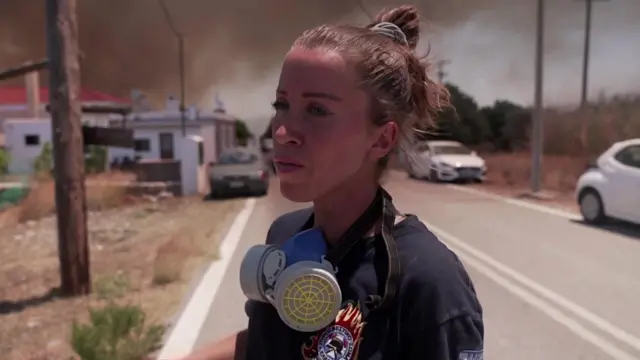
(371, 121), (398, 160)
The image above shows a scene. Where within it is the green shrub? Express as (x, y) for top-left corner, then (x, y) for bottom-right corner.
(33, 142), (53, 175)
(85, 145), (107, 174)
(71, 303), (165, 360)
(94, 273), (131, 300)
(0, 148), (9, 175)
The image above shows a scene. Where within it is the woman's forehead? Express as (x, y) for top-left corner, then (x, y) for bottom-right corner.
(278, 47), (360, 97)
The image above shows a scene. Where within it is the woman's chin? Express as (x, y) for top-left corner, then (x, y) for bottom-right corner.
(279, 181), (314, 203)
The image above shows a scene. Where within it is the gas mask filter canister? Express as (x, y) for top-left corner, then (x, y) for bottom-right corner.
(239, 228), (342, 333)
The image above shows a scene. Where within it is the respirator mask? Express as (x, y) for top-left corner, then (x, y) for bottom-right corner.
(239, 189), (400, 333)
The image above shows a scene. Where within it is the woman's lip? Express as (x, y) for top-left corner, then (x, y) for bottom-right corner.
(273, 157), (303, 167)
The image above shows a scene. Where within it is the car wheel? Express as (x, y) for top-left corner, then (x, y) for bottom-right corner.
(429, 169), (440, 182)
(406, 165), (416, 179)
(579, 189), (607, 225)
(256, 187), (268, 197)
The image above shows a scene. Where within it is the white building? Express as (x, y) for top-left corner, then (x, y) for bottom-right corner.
(107, 97), (236, 164)
(2, 113), (126, 175)
(106, 97), (237, 195)
(2, 118), (52, 174)
(0, 72), (131, 148)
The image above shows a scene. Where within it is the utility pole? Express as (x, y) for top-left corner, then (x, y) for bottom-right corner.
(45, 0), (91, 296)
(158, 0), (187, 136)
(579, 0), (609, 107)
(531, 0), (545, 193)
(436, 59), (451, 83)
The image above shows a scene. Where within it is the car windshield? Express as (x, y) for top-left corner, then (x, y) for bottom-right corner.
(433, 145), (473, 155)
(218, 150), (258, 165)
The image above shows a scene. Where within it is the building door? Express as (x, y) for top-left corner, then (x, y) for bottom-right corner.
(159, 132), (175, 159)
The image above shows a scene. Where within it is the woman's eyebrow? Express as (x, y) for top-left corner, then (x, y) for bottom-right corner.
(276, 89), (342, 102)
(302, 92), (343, 102)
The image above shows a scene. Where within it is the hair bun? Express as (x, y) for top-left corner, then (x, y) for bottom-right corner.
(371, 5), (420, 50)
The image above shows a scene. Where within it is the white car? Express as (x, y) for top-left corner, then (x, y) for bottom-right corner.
(576, 138), (640, 225)
(406, 140), (486, 183)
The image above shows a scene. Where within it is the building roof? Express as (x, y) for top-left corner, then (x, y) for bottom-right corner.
(108, 114), (234, 129)
(0, 87), (131, 105)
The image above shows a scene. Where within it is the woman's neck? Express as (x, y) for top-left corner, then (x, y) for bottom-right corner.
(313, 176), (379, 244)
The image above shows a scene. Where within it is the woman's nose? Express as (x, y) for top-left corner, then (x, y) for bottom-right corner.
(273, 124), (302, 146)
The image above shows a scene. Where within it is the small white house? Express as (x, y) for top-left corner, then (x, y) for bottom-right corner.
(2, 114), (123, 175)
(107, 97), (237, 195)
(0, 71), (131, 148)
(2, 118), (52, 174)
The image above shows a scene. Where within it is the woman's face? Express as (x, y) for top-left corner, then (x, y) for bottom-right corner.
(272, 47), (395, 202)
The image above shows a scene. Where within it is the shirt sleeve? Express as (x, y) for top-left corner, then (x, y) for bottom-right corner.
(402, 249), (484, 359)
(431, 314), (484, 360)
(404, 312), (484, 360)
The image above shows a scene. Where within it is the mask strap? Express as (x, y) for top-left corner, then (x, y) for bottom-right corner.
(365, 189), (401, 311)
(307, 187), (401, 311)
(324, 189), (384, 265)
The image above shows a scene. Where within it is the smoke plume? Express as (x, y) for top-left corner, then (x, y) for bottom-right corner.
(1, 0), (639, 133)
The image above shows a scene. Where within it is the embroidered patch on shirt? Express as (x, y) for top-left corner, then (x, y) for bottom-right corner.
(458, 350), (483, 360)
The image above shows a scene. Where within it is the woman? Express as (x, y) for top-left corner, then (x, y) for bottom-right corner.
(184, 5), (483, 360)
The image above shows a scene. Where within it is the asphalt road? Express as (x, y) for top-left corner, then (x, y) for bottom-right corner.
(192, 173), (640, 360)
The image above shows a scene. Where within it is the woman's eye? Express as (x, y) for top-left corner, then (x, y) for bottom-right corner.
(307, 104), (330, 117)
(271, 100), (288, 111)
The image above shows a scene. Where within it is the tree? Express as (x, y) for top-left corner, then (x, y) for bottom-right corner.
(427, 83), (490, 145)
(481, 100), (531, 151)
(234, 119), (253, 146)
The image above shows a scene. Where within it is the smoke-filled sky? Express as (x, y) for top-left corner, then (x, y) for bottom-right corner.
(1, 0), (639, 133)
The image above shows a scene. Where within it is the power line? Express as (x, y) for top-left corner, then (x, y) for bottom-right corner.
(355, 0), (373, 21)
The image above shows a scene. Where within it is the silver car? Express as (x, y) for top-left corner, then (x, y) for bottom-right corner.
(209, 148), (270, 198)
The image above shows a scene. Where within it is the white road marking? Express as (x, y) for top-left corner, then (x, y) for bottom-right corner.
(422, 220), (640, 357)
(444, 240), (638, 360)
(445, 184), (581, 220)
(157, 198), (257, 359)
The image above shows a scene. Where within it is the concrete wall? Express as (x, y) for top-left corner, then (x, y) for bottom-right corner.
(107, 124), (227, 196)
(2, 118), (52, 174)
(3, 115), (117, 174)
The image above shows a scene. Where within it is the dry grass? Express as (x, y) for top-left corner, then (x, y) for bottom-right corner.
(543, 96), (640, 158)
(0, 172), (138, 228)
(0, 195), (244, 360)
(471, 152), (584, 212)
(482, 152), (590, 193)
(470, 96), (640, 211)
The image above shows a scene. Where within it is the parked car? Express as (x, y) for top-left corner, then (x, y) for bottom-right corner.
(406, 140), (486, 183)
(209, 147), (270, 198)
(576, 138), (640, 225)
(260, 137), (275, 173)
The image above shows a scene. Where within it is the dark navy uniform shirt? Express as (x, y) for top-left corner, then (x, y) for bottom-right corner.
(244, 208), (484, 360)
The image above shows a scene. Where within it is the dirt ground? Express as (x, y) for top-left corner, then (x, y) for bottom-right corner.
(475, 152), (582, 213)
(0, 195), (244, 360)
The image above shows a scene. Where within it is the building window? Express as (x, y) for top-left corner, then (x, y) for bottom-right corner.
(24, 134), (40, 146)
(134, 138), (150, 152)
(159, 133), (174, 159)
(198, 142), (204, 165)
